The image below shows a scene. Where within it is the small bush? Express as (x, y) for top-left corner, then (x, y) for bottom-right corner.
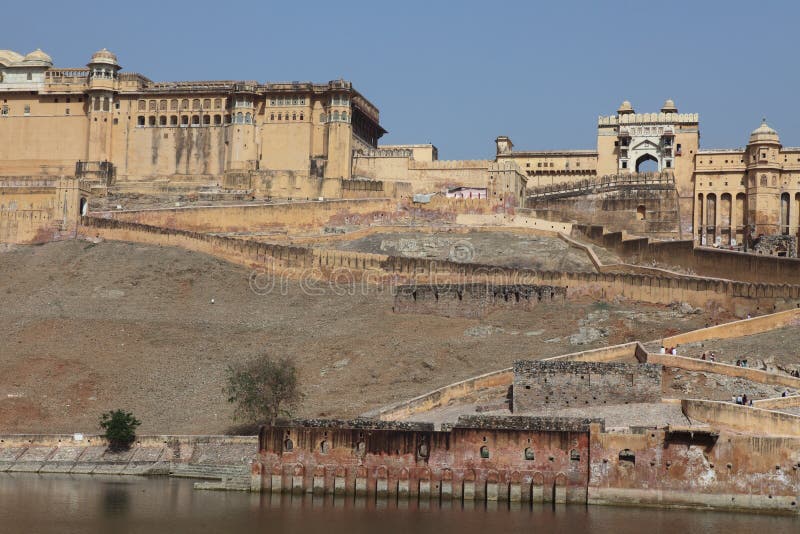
(100, 410), (141, 451)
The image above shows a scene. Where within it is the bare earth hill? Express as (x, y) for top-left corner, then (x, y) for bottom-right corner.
(0, 240), (718, 434)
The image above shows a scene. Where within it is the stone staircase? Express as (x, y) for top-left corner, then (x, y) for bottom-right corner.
(171, 464), (252, 491)
(0, 439), (253, 491)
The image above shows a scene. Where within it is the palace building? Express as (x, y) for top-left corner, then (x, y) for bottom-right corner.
(0, 48), (385, 187)
(0, 47), (797, 253)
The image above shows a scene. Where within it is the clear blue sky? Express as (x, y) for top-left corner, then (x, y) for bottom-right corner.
(4, 0), (799, 159)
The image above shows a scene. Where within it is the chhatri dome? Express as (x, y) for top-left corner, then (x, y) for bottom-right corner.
(22, 49), (53, 66)
(89, 48), (118, 67)
(617, 100), (634, 115)
(660, 98), (678, 113)
(749, 118), (780, 144)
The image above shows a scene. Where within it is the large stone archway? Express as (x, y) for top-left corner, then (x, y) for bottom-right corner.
(635, 153), (658, 173)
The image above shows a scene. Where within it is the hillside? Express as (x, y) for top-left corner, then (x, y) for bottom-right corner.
(0, 240), (718, 434)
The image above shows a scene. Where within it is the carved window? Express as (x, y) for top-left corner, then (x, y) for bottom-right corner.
(299, 112), (304, 121)
(148, 116), (156, 126)
(138, 100), (146, 111)
(203, 99), (211, 109)
(137, 115), (145, 126)
(619, 449), (635, 465)
(159, 100), (167, 111)
(570, 449), (580, 462)
(284, 438), (293, 452)
(480, 446), (490, 459)
(181, 99), (189, 110)
(214, 98), (221, 109)
(170, 115), (178, 126)
(341, 111), (348, 122)
(192, 99), (200, 110)
(159, 115), (167, 126)
(245, 112), (252, 124)
(214, 114), (221, 125)
(170, 99), (178, 111)
(524, 448), (535, 460)
(270, 113), (274, 121)
(149, 100), (156, 111)
(320, 113), (326, 123)
(292, 113), (296, 121)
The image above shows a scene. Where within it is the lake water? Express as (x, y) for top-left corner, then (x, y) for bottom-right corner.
(0, 473), (796, 534)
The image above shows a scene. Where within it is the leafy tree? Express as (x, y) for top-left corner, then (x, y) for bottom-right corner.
(225, 354), (303, 426)
(99, 410), (141, 451)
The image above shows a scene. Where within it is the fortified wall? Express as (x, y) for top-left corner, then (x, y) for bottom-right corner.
(512, 361), (662, 412)
(255, 416), (800, 513)
(573, 223), (800, 286)
(352, 148), (490, 193)
(526, 172), (681, 238)
(0, 177), (88, 243)
(79, 216), (800, 316)
(392, 284), (567, 318)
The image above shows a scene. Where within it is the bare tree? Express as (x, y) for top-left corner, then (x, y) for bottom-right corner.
(225, 354), (303, 426)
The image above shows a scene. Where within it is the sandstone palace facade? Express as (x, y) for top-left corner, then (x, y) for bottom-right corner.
(0, 48), (384, 187)
(1, 47), (798, 253)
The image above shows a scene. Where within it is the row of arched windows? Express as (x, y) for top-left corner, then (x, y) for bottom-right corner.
(234, 112), (253, 124)
(138, 98), (223, 112)
(269, 112), (304, 121)
(270, 96), (306, 106)
(331, 94), (349, 106)
(320, 110), (349, 123)
(136, 114), (226, 127)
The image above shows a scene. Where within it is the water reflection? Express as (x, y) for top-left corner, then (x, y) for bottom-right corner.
(0, 473), (796, 534)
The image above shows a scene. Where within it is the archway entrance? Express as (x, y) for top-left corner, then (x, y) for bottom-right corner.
(635, 153), (658, 173)
(79, 197), (88, 216)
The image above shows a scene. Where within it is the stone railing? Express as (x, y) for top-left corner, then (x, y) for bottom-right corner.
(528, 172), (675, 201)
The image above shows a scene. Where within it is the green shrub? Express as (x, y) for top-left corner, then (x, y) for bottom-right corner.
(99, 410), (141, 451)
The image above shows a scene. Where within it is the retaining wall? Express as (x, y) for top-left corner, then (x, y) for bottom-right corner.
(661, 308), (800, 346)
(648, 354), (800, 390)
(681, 399), (800, 437)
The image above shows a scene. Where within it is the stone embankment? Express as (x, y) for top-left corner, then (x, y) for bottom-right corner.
(0, 434), (256, 491)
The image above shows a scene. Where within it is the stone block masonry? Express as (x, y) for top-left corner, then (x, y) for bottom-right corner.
(512, 361), (662, 412)
(392, 284), (567, 318)
(255, 416), (800, 513)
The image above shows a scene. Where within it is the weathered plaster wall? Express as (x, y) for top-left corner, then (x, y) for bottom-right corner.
(256, 417), (594, 503)
(588, 426), (800, 513)
(0, 177), (86, 243)
(512, 361), (662, 412)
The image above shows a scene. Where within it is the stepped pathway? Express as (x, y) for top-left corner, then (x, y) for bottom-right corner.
(0, 436), (257, 491)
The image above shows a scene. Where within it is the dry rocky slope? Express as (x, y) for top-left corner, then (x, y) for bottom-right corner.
(0, 240), (721, 434)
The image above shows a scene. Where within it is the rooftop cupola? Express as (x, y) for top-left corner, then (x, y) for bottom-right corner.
(660, 98), (678, 114)
(617, 100), (634, 115)
(748, 118), (780, 145)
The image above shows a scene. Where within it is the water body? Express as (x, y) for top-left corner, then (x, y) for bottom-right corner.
(0, 473), (795, 534)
